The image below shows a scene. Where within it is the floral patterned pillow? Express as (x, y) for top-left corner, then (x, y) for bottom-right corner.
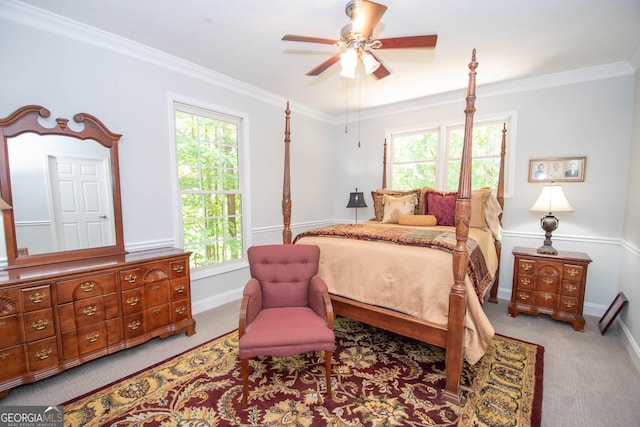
(381, 194), (418, 223)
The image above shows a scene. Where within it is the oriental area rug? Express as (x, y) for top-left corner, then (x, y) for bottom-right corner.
(62, 317), (543, 427)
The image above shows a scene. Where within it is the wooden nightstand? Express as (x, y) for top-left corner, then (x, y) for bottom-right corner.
(508, 246), (592, 331)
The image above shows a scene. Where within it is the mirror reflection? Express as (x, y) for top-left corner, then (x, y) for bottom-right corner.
(8, 134), (115, 256)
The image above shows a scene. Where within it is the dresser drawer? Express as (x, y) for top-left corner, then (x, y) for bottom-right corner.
(170, 259), (188, 279)
(0, 314), (25, 347)
(27, 337), (59, 372)
(76, 323), (108, 355)
(514, 290), (533, 305)
(120, 267), (143, 291)
(533, 291), (558, 310)
(172, 299), (191, 323)
(517, 259), (536, 275)
(122, 288), (144, 316)
(124, 313), (145, 340)
(144, 304), (171, 331)
(22, 285), (52, 311)
(0, 345), (27, 382)
(171, 277), (190, 301)
(144, 281), (170, 307)
(559, 296), (579, 314)
(514, 274), (534, 291)
(561, 281), (580, 297)
(57, 273), (116, 303)
(23, 308), (55, 342)
(534, 275), (560, 294)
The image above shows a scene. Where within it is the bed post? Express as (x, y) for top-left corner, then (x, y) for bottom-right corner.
(282, 102), (292, 244)
(488, 123), (507, 303)
(444, 49), (478, 406)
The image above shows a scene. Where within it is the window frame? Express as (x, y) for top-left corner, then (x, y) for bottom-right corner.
(170, 96), (252, 279)
(385, 112), (516, 198)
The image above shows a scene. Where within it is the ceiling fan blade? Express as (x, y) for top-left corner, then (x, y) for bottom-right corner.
(376, 35), (438, 49)
(367, 51), (391, 79)
(351, 0), (388, 39)
(306, 53), (341, 76)
(282, 34), (338, 45)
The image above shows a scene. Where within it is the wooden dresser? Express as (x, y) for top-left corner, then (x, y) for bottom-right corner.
(0, 247), (196, 398)
(508, 246), (591, 331)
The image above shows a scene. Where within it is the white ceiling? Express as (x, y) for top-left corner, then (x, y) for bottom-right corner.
(12, 0), (640, 116)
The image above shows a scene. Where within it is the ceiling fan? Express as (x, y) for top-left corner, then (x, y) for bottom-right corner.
(282, 0), (437, 80)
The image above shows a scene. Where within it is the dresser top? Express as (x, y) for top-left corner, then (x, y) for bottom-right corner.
(0, 247), (190, 287)
(512, 246), (592, 263)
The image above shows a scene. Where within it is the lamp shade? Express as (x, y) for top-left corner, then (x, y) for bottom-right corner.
(346, 190), (367, 208)
(530, 185), (574, 214)
(361, 52), (380, 75)
(339, 48), (357, 79)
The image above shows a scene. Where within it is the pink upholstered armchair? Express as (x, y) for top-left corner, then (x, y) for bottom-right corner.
(239, 244), (335, 408)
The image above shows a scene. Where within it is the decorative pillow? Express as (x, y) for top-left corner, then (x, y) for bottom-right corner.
(484, 193), (503, 240)
(418, 186), (435, 218)
(371, 189), (421, 221)
(398, 214), (437, 226)
(381, 194), (418, 223)
(424, 189), (457, 226)
(470, 188), (492, 229)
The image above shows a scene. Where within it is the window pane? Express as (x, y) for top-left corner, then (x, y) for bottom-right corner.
(392, 132), (438, 162)
(392, 163), (436, 189)
(175, 106), (244, 269)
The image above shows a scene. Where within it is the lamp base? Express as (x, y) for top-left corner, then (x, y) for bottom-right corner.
(537, 214), (560, 255)
(536, 244), (558, 255)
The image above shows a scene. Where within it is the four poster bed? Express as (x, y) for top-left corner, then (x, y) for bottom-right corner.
(280, 50), (506, 405)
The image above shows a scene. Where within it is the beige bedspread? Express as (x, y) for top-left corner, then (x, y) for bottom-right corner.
(295, 223), (497, 364)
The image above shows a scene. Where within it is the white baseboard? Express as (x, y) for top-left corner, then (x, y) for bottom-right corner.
(192, 288), (243, 315)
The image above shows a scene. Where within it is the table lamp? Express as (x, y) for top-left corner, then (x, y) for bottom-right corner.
(530, 184), (574, 255)
(346, 188), (367, 223)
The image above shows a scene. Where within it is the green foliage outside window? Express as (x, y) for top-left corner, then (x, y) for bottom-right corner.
(175, 110), (243, 268)
(391, 122), (505, 191)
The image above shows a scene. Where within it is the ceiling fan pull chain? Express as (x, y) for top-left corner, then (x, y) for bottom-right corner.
(345, 80), (349, 133)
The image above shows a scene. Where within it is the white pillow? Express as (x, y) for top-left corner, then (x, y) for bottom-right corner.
(382, 193), (418, 224)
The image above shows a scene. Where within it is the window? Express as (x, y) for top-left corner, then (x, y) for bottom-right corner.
(174, 103), (246, 269)
(389, 118), (510, 192)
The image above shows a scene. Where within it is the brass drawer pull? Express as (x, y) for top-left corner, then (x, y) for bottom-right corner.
(125, 274), (137, 283)
(567, 268), (579, 277)
(543, 278), (554, 285)
(519, 278), (531, 285)
(83, 306), (98, 316)
(151, 285), (160, 291)
(542, 293), (553, 300)
(80, 281), (95, 292)
(518, 293), (530, 300)
(176, 306), (186, 315)
(173, 265), (184, 273)
(128, 320), (141, 330)
(564, 284), (577, 292)
(521, 263), (533, 271)
(0, 352), (8, 360)
(35, 348), (52, 360)
(126, 296), (140, 306)
(29, 292), (45, 304)
(86, 332), (100, 343)
(32, 319), (49, 330)
(0, 320), (5, 327)
(174, 285), (185, 293)
(564, 300), (576, 308)
(153, 308), (161, 315)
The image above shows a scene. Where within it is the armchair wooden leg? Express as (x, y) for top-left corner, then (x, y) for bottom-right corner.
(241, 358), (249, 409)
(324, 351), (333, 400)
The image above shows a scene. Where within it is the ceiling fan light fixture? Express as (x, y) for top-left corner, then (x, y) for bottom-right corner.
(362, 51), (380, 74)
(339, 48), (358, 78)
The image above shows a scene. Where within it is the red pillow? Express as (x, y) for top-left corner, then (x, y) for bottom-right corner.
(425, 190), (457, 226)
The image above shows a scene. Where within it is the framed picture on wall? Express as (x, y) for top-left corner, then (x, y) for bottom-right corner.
(599, 292), (628, 335)
(528, 157), (586, 182)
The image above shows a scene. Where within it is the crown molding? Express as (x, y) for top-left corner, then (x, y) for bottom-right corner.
(0, 0), (333, 123)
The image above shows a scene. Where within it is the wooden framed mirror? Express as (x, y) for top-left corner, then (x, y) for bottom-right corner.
(0, 105), (126, 269)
